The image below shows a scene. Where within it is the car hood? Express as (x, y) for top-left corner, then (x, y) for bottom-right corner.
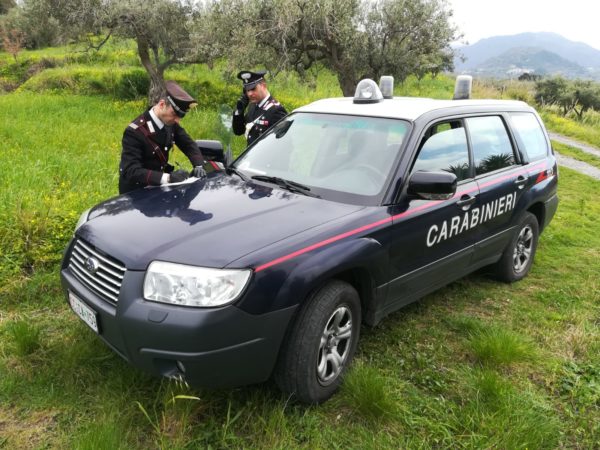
(78, 174), (365, 270)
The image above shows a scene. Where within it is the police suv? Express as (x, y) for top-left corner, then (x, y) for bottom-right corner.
(61, 76), (558, 403)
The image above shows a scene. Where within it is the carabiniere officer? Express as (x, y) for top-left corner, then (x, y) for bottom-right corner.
(119, 81), (207, 194)
(232, 70), (287, 147)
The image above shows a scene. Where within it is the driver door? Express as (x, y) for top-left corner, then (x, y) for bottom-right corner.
(384, 119), (481, 310)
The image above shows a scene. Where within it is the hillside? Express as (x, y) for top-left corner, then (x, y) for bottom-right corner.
(473, 47), (589, 78)
(454, 32), (600, 79)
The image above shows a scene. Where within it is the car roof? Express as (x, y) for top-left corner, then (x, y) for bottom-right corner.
(294, 97), (532, 121)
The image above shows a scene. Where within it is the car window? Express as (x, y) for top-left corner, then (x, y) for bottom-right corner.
(509, 113), (549, 161)
(466, 116), (516, 176)
(412, 121), (470, 182)
(235, 113), (410, 203)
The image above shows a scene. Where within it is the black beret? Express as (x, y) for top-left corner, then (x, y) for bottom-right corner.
(165, 80), (197, 117)
(237, 70), (267, 90)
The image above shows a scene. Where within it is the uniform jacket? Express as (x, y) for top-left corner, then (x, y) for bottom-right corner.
(232, 95), (287, 146)
(119, 110), (204, 194)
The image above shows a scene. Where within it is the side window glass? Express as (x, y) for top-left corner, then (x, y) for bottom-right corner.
(509, 113), (549, 161)
(466, 116), (516, 176)
(412, 121), (470, 182)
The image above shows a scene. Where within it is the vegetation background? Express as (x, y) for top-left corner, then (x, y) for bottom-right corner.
(0, 39), (599, 449)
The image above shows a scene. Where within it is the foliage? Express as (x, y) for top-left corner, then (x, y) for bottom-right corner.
(195, 0), (458, 95)
(3, 0), (198, 102)
(1, 0), (62, 48)
(0, 0), (15, 15)
(0, 21), (24, 61)
(535, 76), (600, 119)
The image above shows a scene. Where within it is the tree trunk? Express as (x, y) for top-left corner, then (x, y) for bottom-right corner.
(338, 72), (357, 97)
(136, 36), (165, 106)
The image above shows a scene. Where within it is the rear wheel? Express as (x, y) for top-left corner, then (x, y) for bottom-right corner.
(274, 280), (361, 404)
(492, 212), (539, 282)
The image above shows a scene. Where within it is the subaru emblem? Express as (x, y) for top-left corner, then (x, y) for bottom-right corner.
(85, 257), (100, 274)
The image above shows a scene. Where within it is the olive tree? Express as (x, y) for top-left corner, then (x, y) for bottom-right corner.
(110, 0), (197, 102)
(535, 76), (600, 119)
(571, 80), (600, 120)
(11, 0), (198, 103)
(194, 0), (458, 96)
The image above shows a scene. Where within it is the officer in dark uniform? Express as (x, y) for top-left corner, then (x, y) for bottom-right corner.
(119, 81), (207, 194)
(232, 70), (287, 147)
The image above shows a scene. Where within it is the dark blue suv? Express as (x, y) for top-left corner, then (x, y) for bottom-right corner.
(61, 78), (558, 403)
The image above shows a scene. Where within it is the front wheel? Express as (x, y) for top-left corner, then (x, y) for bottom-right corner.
(492, 212), (539, 282)
(274, 280), (361, 404)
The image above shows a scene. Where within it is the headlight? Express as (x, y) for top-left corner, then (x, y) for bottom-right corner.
(74, 208), (91, 232)
(143, 261), (252, 307)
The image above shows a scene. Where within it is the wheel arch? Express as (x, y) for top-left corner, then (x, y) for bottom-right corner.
(270, 236), (388, 327)
(527, 201), (545, 230)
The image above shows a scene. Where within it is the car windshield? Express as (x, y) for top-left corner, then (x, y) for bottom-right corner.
(234, 112), (410, 205)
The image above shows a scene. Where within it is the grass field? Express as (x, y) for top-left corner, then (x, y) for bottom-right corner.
(1, 45), (599, 448)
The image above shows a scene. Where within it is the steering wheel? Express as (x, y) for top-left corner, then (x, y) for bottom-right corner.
(353, 164), (385, 183)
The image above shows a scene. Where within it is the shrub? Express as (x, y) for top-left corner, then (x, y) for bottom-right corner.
(468, 327), (536, 367)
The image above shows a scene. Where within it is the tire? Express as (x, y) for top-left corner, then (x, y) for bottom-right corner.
(492, 212), (539, 283)
(274, 280), (361, 404)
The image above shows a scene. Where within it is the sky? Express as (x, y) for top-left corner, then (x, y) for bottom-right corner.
(446, 0), (600, 51)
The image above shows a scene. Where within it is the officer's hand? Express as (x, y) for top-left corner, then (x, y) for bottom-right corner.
(236, 90), (249, 112)
(170, 169), (189, 183)
(191, 166), (207, 179)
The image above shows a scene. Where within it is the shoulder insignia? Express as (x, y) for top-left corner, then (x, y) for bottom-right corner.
(128, 123), (139, 130)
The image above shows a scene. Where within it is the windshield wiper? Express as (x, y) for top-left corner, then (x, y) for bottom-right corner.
(251, 175), (320, 198)
(226, 166), (249, 182)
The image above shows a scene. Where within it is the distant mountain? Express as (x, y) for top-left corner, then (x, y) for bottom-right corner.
(473, 47), (589, 78)
(454, 32), (600, 79)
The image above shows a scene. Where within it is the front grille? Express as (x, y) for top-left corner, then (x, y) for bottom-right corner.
(69, 239), (126, 304)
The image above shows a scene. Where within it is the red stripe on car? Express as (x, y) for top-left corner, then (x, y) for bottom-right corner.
(254, 162), (548, 272)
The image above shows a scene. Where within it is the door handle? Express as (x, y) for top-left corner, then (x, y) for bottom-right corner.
(514, 175), (527, 189)
(456, 194), (476, 210)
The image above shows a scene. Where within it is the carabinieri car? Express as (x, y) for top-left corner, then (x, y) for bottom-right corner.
(61, 76), (558, 403)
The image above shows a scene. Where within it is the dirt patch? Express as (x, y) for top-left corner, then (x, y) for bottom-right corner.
(24, 58), (57, 79)
(555, 153), (600, 180)
(0, 406), (60, 449)
(549, 132), (600, 158)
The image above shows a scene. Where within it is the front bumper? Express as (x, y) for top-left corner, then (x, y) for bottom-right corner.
(60, 267), (296, 388)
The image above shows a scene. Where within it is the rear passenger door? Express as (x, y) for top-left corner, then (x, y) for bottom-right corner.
(465, 115), (527, 264)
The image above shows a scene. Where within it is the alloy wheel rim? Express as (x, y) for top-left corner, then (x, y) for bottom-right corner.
(513, 225), (533, 273)
(317, 305), (353, 386)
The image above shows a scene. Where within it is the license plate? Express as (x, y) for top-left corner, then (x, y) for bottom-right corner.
(69, 291), (99, 333)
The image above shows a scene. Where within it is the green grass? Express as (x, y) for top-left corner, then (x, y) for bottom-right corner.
(1, 44), (599, 448)
(4, 319), (42, 356)
(468, 326), (536, 366)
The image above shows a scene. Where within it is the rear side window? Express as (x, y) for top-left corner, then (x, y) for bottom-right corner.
(466, 116), (516, 176)
(509, 113), (549, 161)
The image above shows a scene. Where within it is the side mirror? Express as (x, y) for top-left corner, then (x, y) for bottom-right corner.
(407, 171), (457, 200)
(196, 140), (224, 163)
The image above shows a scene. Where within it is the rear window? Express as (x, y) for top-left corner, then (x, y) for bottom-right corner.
(509, 113), (549, 161)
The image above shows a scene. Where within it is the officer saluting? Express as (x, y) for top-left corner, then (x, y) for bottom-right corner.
(232, 70), (287, 146)
(119, 81), (206, 194)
